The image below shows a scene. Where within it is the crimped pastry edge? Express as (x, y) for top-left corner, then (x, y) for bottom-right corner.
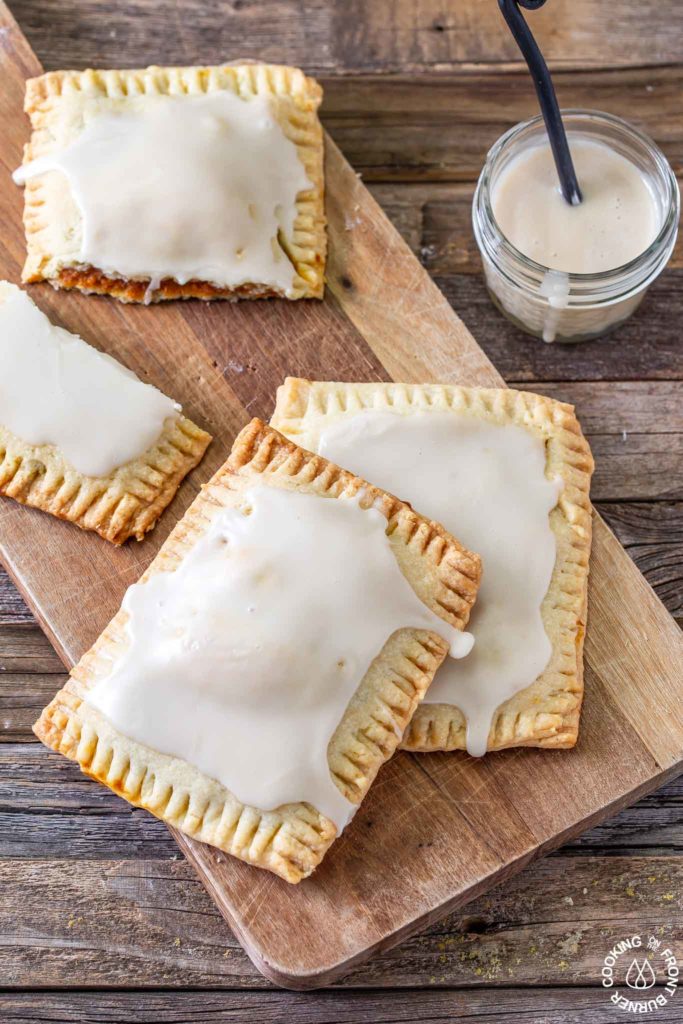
(0, 413), (211, 544)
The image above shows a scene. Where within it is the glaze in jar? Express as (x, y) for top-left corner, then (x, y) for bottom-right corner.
(472, 110), (679, 343)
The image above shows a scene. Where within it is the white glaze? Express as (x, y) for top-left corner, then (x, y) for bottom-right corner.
(86, 485), (473, 830)
(14, 91), (312, 295)
(492, 138), (659, 274)
(317, 411), (561, 757)
(0, 282), (179, 477)
(538, 270), (571, 344)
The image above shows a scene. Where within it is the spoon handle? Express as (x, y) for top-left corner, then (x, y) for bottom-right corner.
(498, 0), (583, 205)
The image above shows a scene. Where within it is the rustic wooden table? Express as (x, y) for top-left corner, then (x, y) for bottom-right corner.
(1, 2), (681, 1021)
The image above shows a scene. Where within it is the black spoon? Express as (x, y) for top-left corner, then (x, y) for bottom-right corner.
(498, 0), (582, 206)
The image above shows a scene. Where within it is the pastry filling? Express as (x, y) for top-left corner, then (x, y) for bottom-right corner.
(0, 282), (179, 477)
(86, 484), (473, 830)
(14, 91), (312, 296)
(317, 411), (561, 756)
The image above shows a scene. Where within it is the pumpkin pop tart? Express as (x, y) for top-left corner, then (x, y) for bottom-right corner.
(34, 420), (481, 882)
(13, 64), (326, 303)
(272, 378), (594, 756)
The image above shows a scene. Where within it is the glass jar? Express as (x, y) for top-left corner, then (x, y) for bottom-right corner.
(472, 110), (680, 343)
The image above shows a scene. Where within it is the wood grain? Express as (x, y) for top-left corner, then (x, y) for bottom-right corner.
(7, 989), (678, 1024)
(324, 69), (683, 183)
(9, 0), (683, 73)
(0, 625), (63, 671)
(436, 275), (683, 385)
(0, 674), (63, 740)
(0, 0), (681, 994)
(0, 854), (680, 988)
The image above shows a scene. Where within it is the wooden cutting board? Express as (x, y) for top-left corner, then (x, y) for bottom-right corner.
(1, 1), (682, 990)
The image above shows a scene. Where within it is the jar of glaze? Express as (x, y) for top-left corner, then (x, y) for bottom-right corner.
(472, 110), (679, 343)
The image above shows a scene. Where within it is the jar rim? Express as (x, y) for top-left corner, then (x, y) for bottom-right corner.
(475, 108), (680, 292)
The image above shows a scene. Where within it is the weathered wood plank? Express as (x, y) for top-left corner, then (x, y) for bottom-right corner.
(591, 438), (683, 503)
(3, 781), (682, 861)
(0, 745), (176, 859)
(0, 570), (52, 626)
(4, 988), (672, 1024)
(0, 855), (680, 989)
(325, 69), (683, 182)
(183, 285), (683, 434)
(613, 546), (682, 621)
(0, 673), (61, 740)
(598, 504), (682, 619)
(434, 274), (683, 385)
(0, 626), (63, 672)
(2, 742), (682, 858)
(0, 569), (39, 625)
(569, 776), (683, 854)
(527, 382), (683, 436)
(597, 502), (683, 551)
(9, 0), (683, 73)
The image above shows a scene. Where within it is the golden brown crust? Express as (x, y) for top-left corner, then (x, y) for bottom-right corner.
(18, 64), (326, 302)
(271, 378), (595, 752)
(34, 419), (481, 882)
(54, 268), (295, 303)
(0, 414), (211, 544)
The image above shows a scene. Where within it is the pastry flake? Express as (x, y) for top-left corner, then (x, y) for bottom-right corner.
(271, 378), (594, 752)
(15, 64), (326, 302)
(34, 419), (481, 882)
